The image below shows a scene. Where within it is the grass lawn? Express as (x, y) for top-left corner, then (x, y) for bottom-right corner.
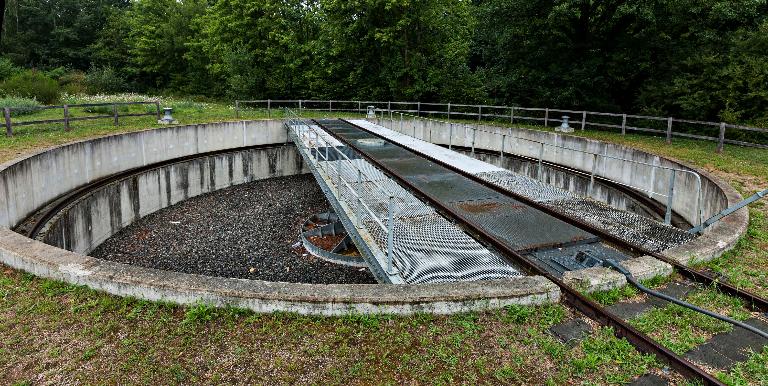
(1, 96), (767, 384)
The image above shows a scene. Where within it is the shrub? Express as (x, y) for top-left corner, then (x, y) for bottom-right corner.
(0, 70), (60, 104)
(58, 71), (87, 95)
(0, 96), (42, 116)
(0, 58), (20, 82)
(85, 67), (126, 94)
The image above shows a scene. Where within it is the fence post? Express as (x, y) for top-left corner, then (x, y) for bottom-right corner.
(581, 111), (586, 130)
(666, 117), (673, 144)
(3, 107), (12, 137)
(235, 101), (240, 119)
(113, 104), (119, 126)
(621, 114), (627, 136)
(63, 105), (71, 131)
(154, 102), (161, 121)
(544, 108), (549, 127)
(717, 122), (726, 153)
(267, 99), (271, 119)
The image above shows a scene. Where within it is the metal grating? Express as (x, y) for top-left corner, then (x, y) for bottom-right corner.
(475, 170), (696, 252)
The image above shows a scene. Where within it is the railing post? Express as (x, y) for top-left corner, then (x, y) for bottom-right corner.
(4, 107), (13, 136)
(448, 123), (453, 150)
(588, 153), (598, 194)
(665, 170), (677, 224)
(666, 117), (673, 144)
(581, 111), (586, 130)
(299, 99), (302, 111)
(478, 105), (482, 122)
(471, 127), (476, 156)
(386, 195), (395, 274)
(544, 108), (549, 127)
(621, 114), (627, 136)
(113, 104), (119, 126)
(63, 104), (71, 131)
(537, 143), (544, 180)
(500, 134), (506, 162)
(267, 99), (272, 119)
(356, 196), (364, 229)
(417, 102), (421, 117)
(154, 102), (161, 121)
(400, 113), (403, 133)
(235, 100), (240, 119)
(329, 100), (332, 112)
(358, 101), (361, 114)
(511, 107), (515, 124)
(717, 122), (726, 153)
(447, 102), (451, 123)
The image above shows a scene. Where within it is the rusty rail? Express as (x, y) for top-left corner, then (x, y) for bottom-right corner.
(314, 118), (726, 385)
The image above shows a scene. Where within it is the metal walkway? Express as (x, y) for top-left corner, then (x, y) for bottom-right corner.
(286, 118), (523, 284)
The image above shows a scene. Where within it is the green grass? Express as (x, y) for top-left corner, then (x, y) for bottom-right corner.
(0, 267), (660, 384)
(629, 286), (753, 355)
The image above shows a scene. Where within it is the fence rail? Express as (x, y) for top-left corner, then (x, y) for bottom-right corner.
(237, 99), (768, 152)
(2, 101), (161, 136)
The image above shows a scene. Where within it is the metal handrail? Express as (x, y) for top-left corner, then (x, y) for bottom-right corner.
(285, 111), (402, 275)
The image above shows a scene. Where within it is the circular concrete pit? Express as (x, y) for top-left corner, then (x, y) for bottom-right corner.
(0, 119), (748, 314)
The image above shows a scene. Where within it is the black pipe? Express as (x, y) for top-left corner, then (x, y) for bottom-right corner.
(602, 259), (768, 340)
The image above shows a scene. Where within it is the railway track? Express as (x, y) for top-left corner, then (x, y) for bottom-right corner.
(312, 117), (767, 385)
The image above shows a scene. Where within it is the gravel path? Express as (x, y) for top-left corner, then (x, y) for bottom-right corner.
(90, 174), (377, 284)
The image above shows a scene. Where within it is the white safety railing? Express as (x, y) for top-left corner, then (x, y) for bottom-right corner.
(380, 111), (704, 227)
(236, 99), (768, 152)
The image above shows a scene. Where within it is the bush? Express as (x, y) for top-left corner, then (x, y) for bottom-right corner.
(0, 70), (60, 104)
(58, 71), (87, 95)
(0, 58), (20, 82)
(0, 96), (42, 116)
(85, 67), (126, 94)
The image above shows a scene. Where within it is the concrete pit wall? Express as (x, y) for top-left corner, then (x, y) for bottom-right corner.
(0, 120), (560, 314)
(39, 145), (305, 255)
(376, 117), (747, 264)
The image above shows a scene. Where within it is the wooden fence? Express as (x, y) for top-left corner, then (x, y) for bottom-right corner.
(2, 101), (161, 136)
(236, 100), (768, 153)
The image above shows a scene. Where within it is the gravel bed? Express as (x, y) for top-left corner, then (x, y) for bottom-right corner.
(90, 174), (377, 284)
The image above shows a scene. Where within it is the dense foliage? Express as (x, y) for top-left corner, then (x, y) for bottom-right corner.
(1, 0), (768, 124)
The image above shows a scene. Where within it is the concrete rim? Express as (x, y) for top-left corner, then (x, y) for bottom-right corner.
(0, 120), (747, 314)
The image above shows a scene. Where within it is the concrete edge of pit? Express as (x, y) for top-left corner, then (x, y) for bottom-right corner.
(0, 119), (749, 313)
(0, 228), (559, 315)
